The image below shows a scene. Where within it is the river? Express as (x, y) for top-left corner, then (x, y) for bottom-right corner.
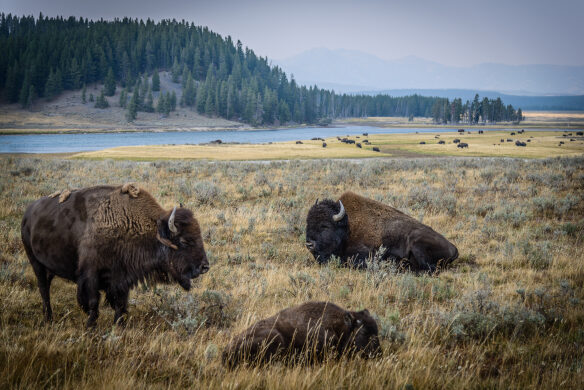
(0, 126), (463, 154)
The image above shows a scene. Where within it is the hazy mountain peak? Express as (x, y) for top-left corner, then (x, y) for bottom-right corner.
(276, 48), (584, 95)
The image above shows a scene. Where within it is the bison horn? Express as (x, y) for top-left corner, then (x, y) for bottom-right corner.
(332, 200), (345, 222)
(168, 206), (178, 234)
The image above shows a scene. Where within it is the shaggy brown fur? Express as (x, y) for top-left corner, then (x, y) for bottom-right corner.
(305, 191), (458, 272)
(21, 184), (209, 327)
(222, 301), (381, 367)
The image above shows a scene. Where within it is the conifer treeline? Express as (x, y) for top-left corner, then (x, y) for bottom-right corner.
(0, 14), (522, 124)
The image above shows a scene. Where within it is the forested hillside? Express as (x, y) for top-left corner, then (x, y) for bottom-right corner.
(0, 14), (522, 125)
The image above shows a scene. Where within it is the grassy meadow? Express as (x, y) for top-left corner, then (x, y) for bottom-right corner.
(74, 130), (584, 161)
(1, 154), (583, 388)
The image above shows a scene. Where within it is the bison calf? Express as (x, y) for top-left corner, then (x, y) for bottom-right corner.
(21, 184), (209, 327)
(305, 192), (458, 272)
(222, 301), (381, 367)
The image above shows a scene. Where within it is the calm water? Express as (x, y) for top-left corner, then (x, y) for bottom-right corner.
(0, 126), (461, 154)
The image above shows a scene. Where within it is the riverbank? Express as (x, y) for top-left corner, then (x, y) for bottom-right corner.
(2, 92), (583, 135)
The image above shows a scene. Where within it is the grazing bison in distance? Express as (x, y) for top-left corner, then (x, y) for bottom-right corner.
(222, 301), (381, 367)
(305, 192), (458, 272)
(21, 184), (209, 327)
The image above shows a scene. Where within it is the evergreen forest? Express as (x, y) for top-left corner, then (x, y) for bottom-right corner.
(0, 14), (522, 125)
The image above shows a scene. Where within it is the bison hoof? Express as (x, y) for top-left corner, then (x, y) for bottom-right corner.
(121, 182), (140, 198)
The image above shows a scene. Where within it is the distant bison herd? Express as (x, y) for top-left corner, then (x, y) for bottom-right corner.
(21, 154), (463, 364)
(414, 129), (535, 149)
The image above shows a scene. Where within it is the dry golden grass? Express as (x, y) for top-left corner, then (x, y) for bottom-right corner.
(336, 112), (584, 129)
(73, 130), (584, 161)
(73, 140), (381, 161)
(1, 155), (583, 388)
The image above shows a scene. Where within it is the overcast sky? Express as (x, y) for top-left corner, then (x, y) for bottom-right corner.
(3, 0), (583, 67)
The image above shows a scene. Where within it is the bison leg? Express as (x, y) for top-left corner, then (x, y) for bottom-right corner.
(343, 244), (370, 269)
(76, 270), (101, 328)
(106, 288), (129, 326)
(27, 255), (54, 322)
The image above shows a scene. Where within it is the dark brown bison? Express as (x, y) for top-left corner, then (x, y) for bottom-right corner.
(222, 301), (381, 367)
(21, 184), (209, 327)
(305, 192), (458, 272)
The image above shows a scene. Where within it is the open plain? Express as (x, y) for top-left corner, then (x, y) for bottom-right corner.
(1, 152), (583, 388)
(74, 130), (584, 160)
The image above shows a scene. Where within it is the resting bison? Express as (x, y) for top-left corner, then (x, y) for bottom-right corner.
(457, 142), (469, 148)
(305, 192), (458, 271)
(21, 184), (209, 327)
(222, 301), (381, 367)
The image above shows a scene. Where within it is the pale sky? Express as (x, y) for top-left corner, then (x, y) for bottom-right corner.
(2, 0), (583, 67)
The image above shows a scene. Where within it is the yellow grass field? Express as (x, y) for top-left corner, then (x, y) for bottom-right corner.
(1, 154), (583, 388)
(74, 130), (584, 161)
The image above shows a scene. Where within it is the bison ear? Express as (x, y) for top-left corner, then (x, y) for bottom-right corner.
(361, 309), (370, 316)
(344, 312), (355, 327)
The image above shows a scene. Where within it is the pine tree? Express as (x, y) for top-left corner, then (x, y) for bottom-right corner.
(19, 73), (31, 108)
(196, 82), (206, 113)
(126, 91), (138, 122)
(94, 89), (109, 108)
(183, 74), (196, 107)
(156, 92), (167, 115)
(169, 91), (177, 111)
(4, 62), (19, 103)
(104, 68), (116, 96)
(171, 57), (180, 83)
(144, 90), (154, 113)
(151, 69), (160, 92)
(119, 88), (127, 108)
(25, 85), (35, 110)
(81, 84), (87, 103)
(44, 69), (58, 100)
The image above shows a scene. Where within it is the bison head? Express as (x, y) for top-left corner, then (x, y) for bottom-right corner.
(157, 207), (209, 290)
(305, 199), (349, 264)
(345, 309), (382, 358)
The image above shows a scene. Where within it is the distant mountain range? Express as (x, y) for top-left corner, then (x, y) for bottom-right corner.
(275, 48), (584, 109)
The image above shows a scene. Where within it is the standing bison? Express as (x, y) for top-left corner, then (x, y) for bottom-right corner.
(21, 184), (209, 327)
(222, 301), (381, 367)
(305, 191), (458, 272)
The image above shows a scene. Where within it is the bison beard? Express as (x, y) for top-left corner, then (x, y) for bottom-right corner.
(305, 191), (458, 272)
(21, 184), (209, 327)
(222, 301), (381, 367)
